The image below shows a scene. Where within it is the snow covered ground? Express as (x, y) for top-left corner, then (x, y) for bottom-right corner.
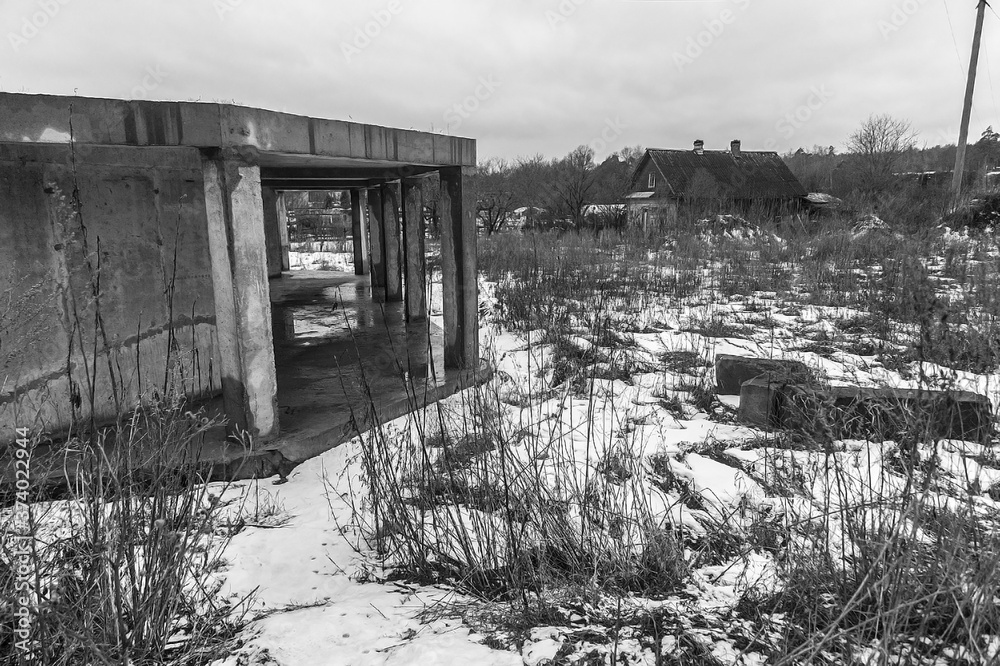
(9, 233), (997, 665)
(210, 233), (1000, 664)
(289, 251), (355, 273)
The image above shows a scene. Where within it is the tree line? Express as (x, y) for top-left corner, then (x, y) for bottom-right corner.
(785, 115), (1000, 222)
(471, 144), (645, 234)
(468, 115), (1000, 234)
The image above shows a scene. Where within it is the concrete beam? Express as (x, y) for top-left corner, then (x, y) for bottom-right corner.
(367, 186), (386, 291)
(739, 378), (994, 444)
(350, 189), (369, 276)
(259, 179), (386, 190)
(0, 93), (476, 167)
(201, 150), (279, 441)
(402, 177), (426, 322)
(382, 182), (403, 302)
(261, 166), (439, 181)
(439, 166), (478, 369)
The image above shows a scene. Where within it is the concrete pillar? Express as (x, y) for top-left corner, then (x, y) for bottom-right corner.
(201, 150), (279, 441)
(277, 192), (291, 272)
(402, 177), (426, 322)
(382, 182), (403, 302)
(439, 166), (478, 369)
(261, 186), (283, 278)
(367, 186), (386, 291)
(350, 189), (368, 276)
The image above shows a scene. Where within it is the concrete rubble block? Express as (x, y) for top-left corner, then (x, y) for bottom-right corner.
(738, 376), (785, 427)
(715, 354), (812, 396)
(783, 384), (994, 444)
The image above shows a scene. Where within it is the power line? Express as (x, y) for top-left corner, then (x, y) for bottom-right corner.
(943, 0), (967, 73)
(951, 0), (987, 200)
(944, 0), (986, 135)
(983, 41), (999, 129)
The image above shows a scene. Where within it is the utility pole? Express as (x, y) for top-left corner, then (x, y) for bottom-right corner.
(951, 0), (988, 204)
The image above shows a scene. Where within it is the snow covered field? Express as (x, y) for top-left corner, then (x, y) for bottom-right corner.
(212, 225), (1000, 664)
(6, 224), (1000, 665)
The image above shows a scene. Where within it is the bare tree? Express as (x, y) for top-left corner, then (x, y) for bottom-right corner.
(846, 114), (918, 191)
(551, 145), (597, 227)
(474, 157), (516, 235)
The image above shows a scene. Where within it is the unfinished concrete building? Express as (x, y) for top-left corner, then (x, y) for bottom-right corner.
(0, 93), (479, 472)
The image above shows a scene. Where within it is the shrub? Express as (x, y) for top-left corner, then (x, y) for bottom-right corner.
(0, 398), (246, 665)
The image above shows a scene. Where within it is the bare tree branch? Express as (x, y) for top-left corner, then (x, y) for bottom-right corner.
(846, 114), (918, 191)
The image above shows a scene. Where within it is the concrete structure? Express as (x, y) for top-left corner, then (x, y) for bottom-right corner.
(626, 140), (806, 228)
(0, 93), (479, 461)
(738, 375), (993, 444)
(715, 354), (811, 396)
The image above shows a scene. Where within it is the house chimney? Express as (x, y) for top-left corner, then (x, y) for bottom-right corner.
(731, 139), (741, 158)
(693, 139), (705, 155)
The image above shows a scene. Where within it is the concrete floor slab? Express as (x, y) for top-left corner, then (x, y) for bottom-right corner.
(270, 271), (458, 458)
(212, 270), (486, 479)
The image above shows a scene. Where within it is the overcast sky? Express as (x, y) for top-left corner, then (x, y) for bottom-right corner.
(3, 0), (999, 161)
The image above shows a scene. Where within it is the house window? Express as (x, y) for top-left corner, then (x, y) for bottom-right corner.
(648, 173), (656, 189)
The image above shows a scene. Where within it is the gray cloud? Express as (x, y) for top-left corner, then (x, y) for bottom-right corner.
(2, 0), (997, 160)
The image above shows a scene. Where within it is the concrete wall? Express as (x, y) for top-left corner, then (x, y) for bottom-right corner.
(0, 143), (220, 441)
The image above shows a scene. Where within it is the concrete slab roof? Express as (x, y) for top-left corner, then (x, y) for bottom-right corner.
(0, 93), (476, 170)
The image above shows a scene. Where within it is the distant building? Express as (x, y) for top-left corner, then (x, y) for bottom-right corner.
(625, 140), (807, 227)
(285, 190), (351, 243)
(582, 203), (626, 227)
(892, 170), (953, 190)
(510, 206), (546, 229)
(803, 192), (844, 216)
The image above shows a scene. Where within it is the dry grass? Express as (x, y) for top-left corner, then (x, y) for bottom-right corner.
(349, 216), (1000, 662)
(0, 398), (251, 665)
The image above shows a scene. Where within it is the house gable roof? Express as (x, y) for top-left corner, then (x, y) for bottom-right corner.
(631, 148), (806, 200)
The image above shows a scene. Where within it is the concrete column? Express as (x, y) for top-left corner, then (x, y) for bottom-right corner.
(350, 189), (368, 276)
(201, 150), (279, 441)
(439, 166), (478, 369)
(277, 192), (291, 271)
(261, 186), (283, 278)
(367, 186), (386, 291)
(382, 182), (403, 302)
(402, 177), (426, 322)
